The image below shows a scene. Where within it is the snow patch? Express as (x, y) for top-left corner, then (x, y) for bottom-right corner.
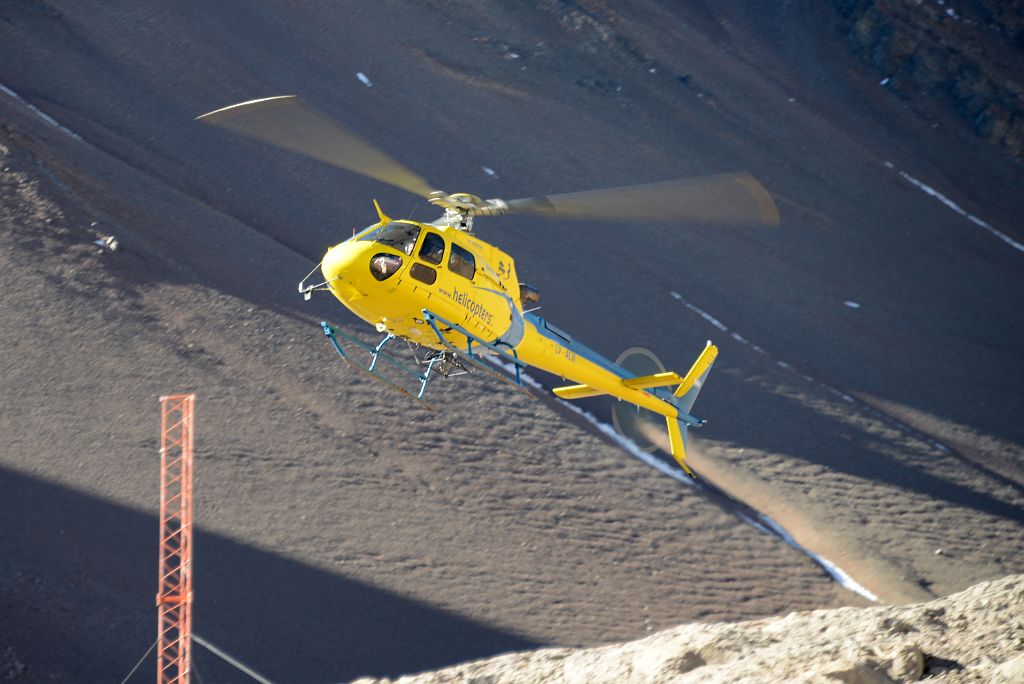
(356, 72), (373, 87)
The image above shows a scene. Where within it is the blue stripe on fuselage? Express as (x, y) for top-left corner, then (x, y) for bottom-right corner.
(524, 312), (630, 379)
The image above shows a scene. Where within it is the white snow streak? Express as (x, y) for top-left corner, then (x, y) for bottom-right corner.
(671, 292), (727, 331)
(663, 289), (966, 600)
(558, 400), (695, 486)
(884, 160), (1024, 253)
(0, 83), (82, 140)
(356, 72), (373, 87)
(485, 354), (877, 601)
(754, 514), (879, 601)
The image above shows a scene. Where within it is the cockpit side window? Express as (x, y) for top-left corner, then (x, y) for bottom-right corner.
(361, 221), (421, 255)
(350, 223), (381, 242)
(449, 243), (476, 279)
(419, 232), (446, 265)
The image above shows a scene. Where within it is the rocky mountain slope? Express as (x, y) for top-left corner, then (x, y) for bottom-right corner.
(833, 0), (1024, 162)
(357, 575), (1024, 684)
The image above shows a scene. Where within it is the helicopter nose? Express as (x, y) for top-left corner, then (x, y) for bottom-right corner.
(321, 241), (372, 302)
(321, 241), (362, 283)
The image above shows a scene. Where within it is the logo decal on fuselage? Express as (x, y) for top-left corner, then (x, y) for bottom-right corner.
(437, 285), (495, 327)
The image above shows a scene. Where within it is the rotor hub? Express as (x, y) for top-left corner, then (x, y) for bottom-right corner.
(428, 191), (508, 231)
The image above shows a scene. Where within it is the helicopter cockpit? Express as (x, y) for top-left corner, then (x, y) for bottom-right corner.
(360, 221), (420, 255)
(361, 221), (420, 281)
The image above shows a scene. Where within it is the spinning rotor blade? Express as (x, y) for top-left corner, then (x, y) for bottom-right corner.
(503, 173), (779, 227)
(197, 95), (439, 199)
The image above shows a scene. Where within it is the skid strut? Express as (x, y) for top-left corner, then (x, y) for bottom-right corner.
(321, 322), (439, 410)
(421, 309), (532, 396)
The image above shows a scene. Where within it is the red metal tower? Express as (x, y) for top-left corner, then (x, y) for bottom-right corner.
(156, 394), (195, 684)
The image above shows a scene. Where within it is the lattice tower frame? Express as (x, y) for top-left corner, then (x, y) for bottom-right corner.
(156, 394), (195, 684)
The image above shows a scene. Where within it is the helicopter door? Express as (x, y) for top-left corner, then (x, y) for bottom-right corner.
(448, 243), (475, 279)
(410, 231), (445, 285)
(434, 241), (515, 342)
(418, 232), (445, 265)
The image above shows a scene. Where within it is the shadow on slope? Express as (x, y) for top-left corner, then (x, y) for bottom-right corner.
(0, 467), (537, 683)
(704, 369), (1024, 526)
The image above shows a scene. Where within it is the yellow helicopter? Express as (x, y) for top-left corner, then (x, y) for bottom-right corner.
(197, 96), (778, 477)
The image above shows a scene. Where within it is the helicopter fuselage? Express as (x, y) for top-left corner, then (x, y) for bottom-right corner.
(318, 214), (687, 419)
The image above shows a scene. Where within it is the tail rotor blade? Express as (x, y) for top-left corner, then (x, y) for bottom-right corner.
(612, 347), (671, 453)
(503, 173), (779, 227)
(197, 95), (439, 199)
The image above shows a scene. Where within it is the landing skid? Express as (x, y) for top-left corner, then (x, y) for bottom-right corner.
(320, 312), (533, 408)
(321, 322), (439, 411)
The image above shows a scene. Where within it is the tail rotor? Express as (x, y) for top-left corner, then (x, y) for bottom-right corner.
(610, 342), (718, 477)
(611, 347), (672, 453)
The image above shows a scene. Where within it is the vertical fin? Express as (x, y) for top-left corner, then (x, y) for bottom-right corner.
(666, 341), (717, 478)
(673, 341), (718, 413)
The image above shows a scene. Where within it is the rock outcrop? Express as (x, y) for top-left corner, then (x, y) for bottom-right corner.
(356, 575), (1023, 683)
(833, 0), (1024, 162)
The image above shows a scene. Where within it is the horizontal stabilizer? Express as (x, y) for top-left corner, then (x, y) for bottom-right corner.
(622, 371), (686, 390)
(552, 384), (604, 400)
(554, 369), (687, 399)
(553, 349), (715, 407)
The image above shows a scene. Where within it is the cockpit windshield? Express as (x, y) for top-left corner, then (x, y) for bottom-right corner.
(359, 221), (421, 256)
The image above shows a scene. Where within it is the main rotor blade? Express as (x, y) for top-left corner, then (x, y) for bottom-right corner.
(503, 173), (779, 227)
(197, 95), (439, 199)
